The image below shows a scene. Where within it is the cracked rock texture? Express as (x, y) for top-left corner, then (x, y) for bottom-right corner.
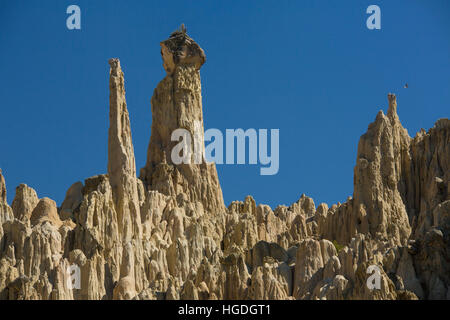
(0, 29), (449, 300)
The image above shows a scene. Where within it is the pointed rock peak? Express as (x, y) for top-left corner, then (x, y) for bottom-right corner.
(0, 169), (6, 203)
(161, 26), (206, 75)
(108, 58), (136, 181)
(387, 93), (398, 121)
(107, 58), (141, 241)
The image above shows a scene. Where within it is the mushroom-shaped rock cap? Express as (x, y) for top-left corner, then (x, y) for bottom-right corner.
(160, 25), (206, 75)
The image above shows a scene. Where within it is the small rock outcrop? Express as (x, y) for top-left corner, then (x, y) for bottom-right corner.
(12, 184), (39, 223)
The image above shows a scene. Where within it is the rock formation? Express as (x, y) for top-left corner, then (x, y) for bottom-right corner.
(140, 29), (225, 215)
(0, 28), (448, 300)
(108, 58), (142, 242)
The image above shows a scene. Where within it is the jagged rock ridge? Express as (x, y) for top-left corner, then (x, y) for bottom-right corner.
(0, 29), (449, 300)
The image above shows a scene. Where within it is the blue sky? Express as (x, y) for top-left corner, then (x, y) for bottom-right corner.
(0, 1), (449, 209)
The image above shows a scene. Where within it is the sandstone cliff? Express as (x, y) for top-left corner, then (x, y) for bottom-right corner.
(0, 29), (448, 300)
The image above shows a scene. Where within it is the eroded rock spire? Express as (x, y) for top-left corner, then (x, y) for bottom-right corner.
(353, 93), (411, 245)
(108, 58), (142, 241)
(0, 169), (6, 205)
(140, 29), (225, 214)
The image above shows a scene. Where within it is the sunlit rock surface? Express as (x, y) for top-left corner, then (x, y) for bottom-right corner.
(0, 28), (448, 300)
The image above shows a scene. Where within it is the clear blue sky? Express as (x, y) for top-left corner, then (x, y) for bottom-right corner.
(0, 1), (449, 209)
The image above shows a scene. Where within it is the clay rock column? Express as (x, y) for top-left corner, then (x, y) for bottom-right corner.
(140, 29), (225, 214)
(107, 58), (142, 241)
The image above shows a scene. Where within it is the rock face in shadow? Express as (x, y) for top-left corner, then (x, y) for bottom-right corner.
(0, 28), (448, 300)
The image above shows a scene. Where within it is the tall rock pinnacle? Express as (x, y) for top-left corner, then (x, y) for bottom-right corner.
(0, 169), (6, 205)
(352, 93), (412, 245)
(0, 169), (13, 224)
(108, 58), (142, 241)
(140, 28), (225, 214)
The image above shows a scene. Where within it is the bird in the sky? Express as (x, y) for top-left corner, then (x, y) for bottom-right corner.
(403, 83), (408, 88)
